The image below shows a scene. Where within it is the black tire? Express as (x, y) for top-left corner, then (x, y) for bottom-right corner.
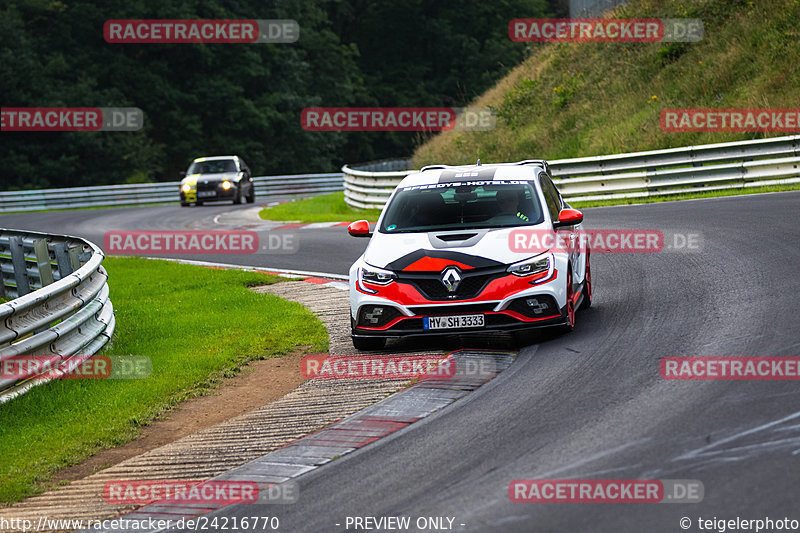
(180, 202), (190, 207)
(560, 267), (576, 334)
(246, 184), (255, 203)
(233, 186), (243, 204)
(580, 253), (592, 310)
(195, 200), (203, 206)
(352, 336), (386, 351)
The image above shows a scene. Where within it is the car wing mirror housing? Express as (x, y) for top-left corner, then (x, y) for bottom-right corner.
(553, 208), (584, 228)
(348, 220), (373, 237)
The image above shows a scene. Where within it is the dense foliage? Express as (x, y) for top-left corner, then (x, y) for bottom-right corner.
(414, 0), (800, 166)
(0, 0), (549, 189)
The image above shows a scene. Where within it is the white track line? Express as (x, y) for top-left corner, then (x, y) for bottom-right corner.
(143, 256), (349, 281)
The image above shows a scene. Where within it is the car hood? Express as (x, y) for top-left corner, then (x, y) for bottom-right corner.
(181, 172), (240, 185)
(363, 225), (549, 271)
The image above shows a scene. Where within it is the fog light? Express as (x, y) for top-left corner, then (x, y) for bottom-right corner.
(526, 298), (550, 315)
(365, 307), (384, 323)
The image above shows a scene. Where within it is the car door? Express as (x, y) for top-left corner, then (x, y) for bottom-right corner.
(540, 172), (583, 286)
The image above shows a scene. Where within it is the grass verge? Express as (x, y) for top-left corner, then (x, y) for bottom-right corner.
(0, 257), (327, 505)
(259, 192), (382, 223)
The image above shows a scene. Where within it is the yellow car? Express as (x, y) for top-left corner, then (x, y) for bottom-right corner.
(179, 155), (255, 206)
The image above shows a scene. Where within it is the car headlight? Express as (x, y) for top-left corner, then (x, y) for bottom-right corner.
(222, 180), (232, 190)
(360, 264), (397, 285)
(507, 254), (551, 277)
(181, 183), (193, 192)
(357, 265), (397, 295)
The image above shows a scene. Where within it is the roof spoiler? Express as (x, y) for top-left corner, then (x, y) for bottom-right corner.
(419, 159), (551, 173)
(514, 159), (551, 174)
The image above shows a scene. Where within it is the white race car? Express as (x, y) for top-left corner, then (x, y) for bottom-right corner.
(347, 160), (591, 350)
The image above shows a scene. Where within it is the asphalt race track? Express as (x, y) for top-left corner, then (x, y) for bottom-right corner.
(2, 191), (799, 532)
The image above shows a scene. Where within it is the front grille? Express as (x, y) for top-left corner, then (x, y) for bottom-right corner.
(408, 303), (497, 316)
(400, 270), (503, 300)
(196, 181), (218, 192)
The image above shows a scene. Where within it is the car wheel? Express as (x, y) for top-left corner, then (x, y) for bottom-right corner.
(352, 336), (386, 351)
(246, 185), (255, 203)
(233, 187), (243, 204)
(560, 267), (576, 333)
(195, 200), (203, 206)
(580, 253), (592, 310)
(180, 202), (190, 207)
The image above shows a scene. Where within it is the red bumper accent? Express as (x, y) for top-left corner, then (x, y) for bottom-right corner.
(359, 269), (556, 305)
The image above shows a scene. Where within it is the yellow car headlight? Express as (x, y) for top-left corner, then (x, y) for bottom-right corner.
(222, 180), (232, 190)
(181, 183), (192, 192)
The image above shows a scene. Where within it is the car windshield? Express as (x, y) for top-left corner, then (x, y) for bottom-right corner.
(379, 181), (544, 233)
(187, 159), (237, 174)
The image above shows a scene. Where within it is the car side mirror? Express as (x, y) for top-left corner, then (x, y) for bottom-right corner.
(348, 220), (372, 237)
(553, 208), (583, 228)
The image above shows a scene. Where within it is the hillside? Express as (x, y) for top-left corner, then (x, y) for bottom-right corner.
(412, 0), (800, 166)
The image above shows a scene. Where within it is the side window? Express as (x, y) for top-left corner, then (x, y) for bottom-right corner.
(539, 173), (561, 221)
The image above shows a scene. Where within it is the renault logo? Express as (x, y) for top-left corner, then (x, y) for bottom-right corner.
(441, 267), (461, 293)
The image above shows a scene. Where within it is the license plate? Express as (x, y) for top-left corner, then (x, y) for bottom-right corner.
(197, 191), (216, 197)
(423, 314), (484, 330)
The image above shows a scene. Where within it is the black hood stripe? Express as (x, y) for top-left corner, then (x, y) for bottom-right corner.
(386, 249), (504, 271)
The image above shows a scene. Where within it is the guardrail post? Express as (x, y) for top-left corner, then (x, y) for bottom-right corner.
(33, 239), (55, 287)
(53, 242), (74, 278)
(8, 236), (30, 296)
(69, 247), (81, 272)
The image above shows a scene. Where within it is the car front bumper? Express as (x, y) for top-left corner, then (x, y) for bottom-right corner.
(349, 265), (571, 338)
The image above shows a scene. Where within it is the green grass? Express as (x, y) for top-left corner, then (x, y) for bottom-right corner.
(570, 183), (800, 208)
(0, 257), (327, 505)
(413, 0), (800, 166)
(259, 192), (382, 223)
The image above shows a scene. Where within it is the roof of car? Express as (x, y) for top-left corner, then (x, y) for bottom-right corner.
(192, 155), (239, 162)
(398, 160), (548, 188)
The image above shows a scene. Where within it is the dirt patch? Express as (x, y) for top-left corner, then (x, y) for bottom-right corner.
(51, 351), (311, 484)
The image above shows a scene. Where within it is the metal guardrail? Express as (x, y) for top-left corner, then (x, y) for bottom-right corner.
(0, 173), (343, 213)
(0, 229), (114, 398)
(343, 135), (800, 209)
